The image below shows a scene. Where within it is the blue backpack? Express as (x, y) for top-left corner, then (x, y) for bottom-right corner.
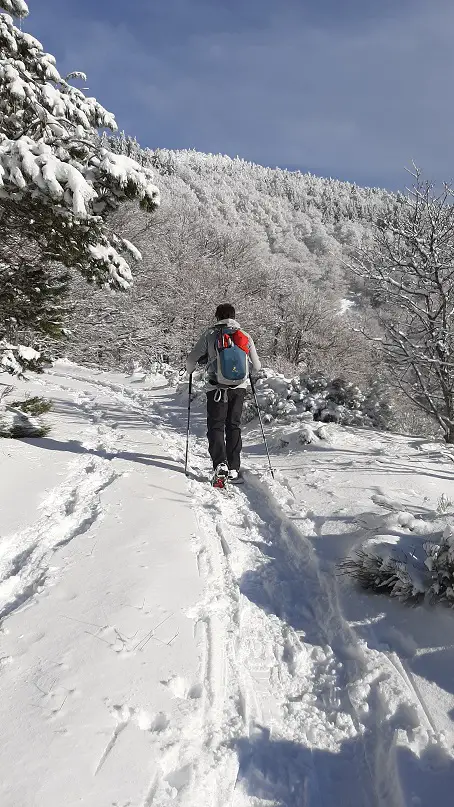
(214, 325), (249, 387)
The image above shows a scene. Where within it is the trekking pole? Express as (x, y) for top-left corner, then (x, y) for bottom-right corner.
(249, 375), (275, 480)
(184, 373), (193, 476)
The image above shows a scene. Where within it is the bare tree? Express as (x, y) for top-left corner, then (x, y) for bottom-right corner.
(350, 169), (454, 443)
(65, 203), (270, 370)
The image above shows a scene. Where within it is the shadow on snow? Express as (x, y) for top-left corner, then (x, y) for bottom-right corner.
(233, 729), (454, 807)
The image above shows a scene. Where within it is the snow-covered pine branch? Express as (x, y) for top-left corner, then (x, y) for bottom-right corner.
(0, 2), (161, 373)
(0, 341), (41, 375)
(340, 522), (454, 608)
(65, 71), (87, 83)
(0, 0), (28, 17)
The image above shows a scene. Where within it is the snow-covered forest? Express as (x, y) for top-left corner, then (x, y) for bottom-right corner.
(68, 134), (390, 378)
(60, 140), (454, 443)
(3, 3), (454, 806)
(2, 0), (453, 442)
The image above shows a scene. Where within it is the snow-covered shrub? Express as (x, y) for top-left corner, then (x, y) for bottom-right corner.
(362, 381), (396, 431)
(145, 361), (180, 384)
(10, 395), (52, 416)
(242, 368), (395, 430)
(0, 342), (42, 375)
(245, 373), (298, 423)
(125, 358), (178, 381)
(425, 525), (454, 605)
(0, 402), (50, 437)
(437, 494), (454, 515)
(339, 546), (426, 604)
(340, 523), (454, 608)
(0, 383), (51, 436)
(276, 416), (329, 450)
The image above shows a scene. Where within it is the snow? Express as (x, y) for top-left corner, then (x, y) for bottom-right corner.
(339, 298), (355, 315)
(0, 346), (22, 374)
(122, 237), (143, 262)
(66, 71), (88, 84)
(0, 0), (29, 17)
(0, 341), (40, 375)
(231, 367), (394, 430)
(88, 244), (133, 288)
(1, 362), (454, 806)
(17, 345), (40, 362)
(98, 152), (160, 207)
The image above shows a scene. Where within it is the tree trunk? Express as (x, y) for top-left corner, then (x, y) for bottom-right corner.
(444, 425), (454, 444)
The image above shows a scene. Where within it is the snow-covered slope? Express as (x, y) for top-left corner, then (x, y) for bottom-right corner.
(1, 363), (454, 807)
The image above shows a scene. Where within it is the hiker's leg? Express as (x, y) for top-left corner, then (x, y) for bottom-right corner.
(207, 390), (228, 469)
(226, 388), (246, 471)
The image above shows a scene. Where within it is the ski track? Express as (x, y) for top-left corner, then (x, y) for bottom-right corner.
(0, 456), (119, 624)
(0, 375), (130, 629)
(39, 369), (452, 806)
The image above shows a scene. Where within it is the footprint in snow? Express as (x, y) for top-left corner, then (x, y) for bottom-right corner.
(108, 701), (170, 733)
(162, 675), (203, 700)
(135, 710), (169, 732)
(165, 764), (192, 794)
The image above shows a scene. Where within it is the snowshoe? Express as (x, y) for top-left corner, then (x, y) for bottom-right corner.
(228, 469), (244, 485)
(212, 462), (229, 489)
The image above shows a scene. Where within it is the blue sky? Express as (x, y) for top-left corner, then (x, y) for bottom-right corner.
(24, 0), (454, 190)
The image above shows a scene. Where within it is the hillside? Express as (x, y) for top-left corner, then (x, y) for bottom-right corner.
(1, 362), (454, 806)
(112, 136), (397, 249)
(110, 136), (400, 285)
(64, 138), (398, 377)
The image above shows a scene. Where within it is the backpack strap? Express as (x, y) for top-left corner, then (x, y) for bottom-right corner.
(215, 324), (233, 351)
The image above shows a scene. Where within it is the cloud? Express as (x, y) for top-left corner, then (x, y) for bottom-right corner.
(24, 0), (454, 189)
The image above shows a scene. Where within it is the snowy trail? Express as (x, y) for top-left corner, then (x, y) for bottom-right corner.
(46, 369), (369, 805)
(180, 438), (404, 806)
(2, 364), (454, 806)
(44, 368), (446, 805)
(125, 373), (454, 806)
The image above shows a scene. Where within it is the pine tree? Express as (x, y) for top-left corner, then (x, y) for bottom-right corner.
(0, 0), (160, 374)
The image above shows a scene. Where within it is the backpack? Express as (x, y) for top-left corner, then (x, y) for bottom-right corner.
(214, 325), (249, 387)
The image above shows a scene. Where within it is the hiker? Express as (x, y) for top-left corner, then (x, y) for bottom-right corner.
(186, 303), (261, 487)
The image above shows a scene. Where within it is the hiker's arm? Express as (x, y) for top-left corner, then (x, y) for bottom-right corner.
(248, 338), (261, 375)
(186, 332), (208, 374)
